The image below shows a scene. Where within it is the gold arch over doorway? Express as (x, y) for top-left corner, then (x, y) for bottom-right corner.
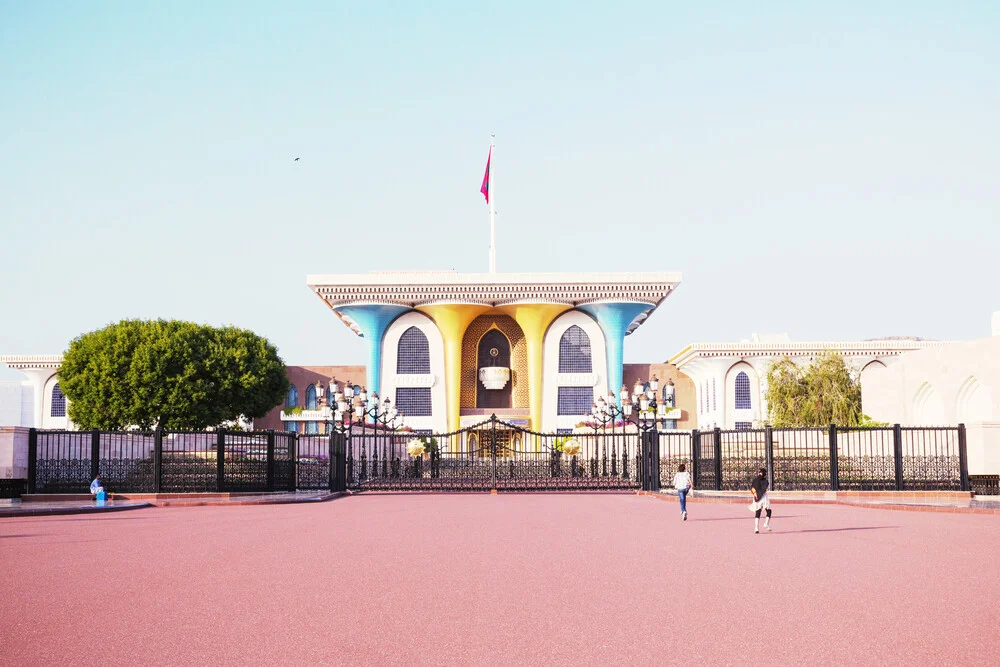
(461, 314), (528, 409)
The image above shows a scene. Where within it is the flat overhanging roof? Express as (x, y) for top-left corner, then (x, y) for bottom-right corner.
(307, 270), (682, 336)
(0, 355), (63, 370)
(668, 340), (944, 367)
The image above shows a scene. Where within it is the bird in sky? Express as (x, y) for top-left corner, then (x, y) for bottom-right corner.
(294, 157), (300, 161)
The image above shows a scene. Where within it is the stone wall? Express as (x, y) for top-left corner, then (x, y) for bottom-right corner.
(0, 426), (29, 479)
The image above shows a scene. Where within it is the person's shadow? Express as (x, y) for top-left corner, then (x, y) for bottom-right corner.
(776, 526), (897, 534)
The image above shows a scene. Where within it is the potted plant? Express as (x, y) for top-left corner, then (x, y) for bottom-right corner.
(406, 439), (426, 478)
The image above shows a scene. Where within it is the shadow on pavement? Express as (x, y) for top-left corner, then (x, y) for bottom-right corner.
(776, 526), (898, 534)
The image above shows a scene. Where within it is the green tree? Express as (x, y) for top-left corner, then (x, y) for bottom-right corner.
(58, 319), (289, 430)
(765, 351), (874, 427)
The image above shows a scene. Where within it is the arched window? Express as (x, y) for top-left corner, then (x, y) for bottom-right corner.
(51, 383), (66, 418)
(305, 384), (318, 410)
(286, 385), (298, 408)
(559, 326), (592, 373)
(398, 327), (431, 374)
(735, 372), (751, 410)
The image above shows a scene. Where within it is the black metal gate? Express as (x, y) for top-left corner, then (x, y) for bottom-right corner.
(345, 416), (645, 492)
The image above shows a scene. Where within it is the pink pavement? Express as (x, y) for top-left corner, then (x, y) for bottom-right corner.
(1, 493), (997, 666)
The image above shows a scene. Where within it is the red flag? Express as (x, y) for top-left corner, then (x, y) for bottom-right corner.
(480, 147), (491, 203)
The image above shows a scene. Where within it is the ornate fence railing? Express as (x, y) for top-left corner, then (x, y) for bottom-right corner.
(661, 424), (969, 493)
(27, 428), (297, 494)
(25, 422), (970, 494)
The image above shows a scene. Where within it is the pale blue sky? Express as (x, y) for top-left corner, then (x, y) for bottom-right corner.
(2, 1), (998, 381)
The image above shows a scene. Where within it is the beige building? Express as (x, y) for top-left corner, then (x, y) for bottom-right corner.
(862, 320), (999, 475)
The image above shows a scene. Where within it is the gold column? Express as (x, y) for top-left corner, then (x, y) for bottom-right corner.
(496, 304), (571, 432)
(416, 304), (490, 433)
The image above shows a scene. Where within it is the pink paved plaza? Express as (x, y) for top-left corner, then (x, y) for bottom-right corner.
(1, 493), (997, 665)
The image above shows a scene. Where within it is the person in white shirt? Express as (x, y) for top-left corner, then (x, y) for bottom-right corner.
(90, 475), (105, 499)
(673, 464), (693, 521)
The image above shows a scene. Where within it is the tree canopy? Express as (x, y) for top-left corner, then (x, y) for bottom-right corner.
(764, 351), (876, 427)
(58, 320), (289, 430)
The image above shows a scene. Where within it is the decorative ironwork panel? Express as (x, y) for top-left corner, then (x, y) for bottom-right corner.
(658, 432), (693, 489)
(718, 429), (767, 491)
(900, 427), (962, 490)
(771, 428), (830, 490)
(161, 431), (217, 492)
(296, 434), (329, 490)
(837, 427), (896, 490)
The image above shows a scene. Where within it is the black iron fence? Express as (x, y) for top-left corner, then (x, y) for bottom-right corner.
(660, 424), (969, 492)
(345, 417), (641, 492)
(27, 428), (296, 494)
(24, 421), (971, 495)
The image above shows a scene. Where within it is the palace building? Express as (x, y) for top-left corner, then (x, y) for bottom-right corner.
(301, 270), (683, 434)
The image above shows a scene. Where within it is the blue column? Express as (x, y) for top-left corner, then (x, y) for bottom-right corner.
(578, 303), (653, 405)
(336, 305), (411, 396)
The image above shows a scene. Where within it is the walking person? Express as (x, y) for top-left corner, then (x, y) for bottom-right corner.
(673, 464), (693, 521)
(749, 468), (771, 533)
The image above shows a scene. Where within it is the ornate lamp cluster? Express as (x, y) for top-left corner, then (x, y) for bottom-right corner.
(591, 376), (663, 428)
(324, 378), (405, 429)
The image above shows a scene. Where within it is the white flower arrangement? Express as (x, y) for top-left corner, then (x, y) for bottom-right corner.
(406, 439), (426, 457)
(562, 439), (582, 457)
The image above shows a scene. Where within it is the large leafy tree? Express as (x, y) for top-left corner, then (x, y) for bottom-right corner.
(764, 351), (870, 427)
(59, 320), (289, 430)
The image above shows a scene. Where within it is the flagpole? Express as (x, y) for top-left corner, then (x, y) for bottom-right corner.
(489, 133), (496, 274)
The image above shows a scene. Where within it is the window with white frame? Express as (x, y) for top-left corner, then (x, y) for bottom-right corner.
(735, 372), (752, 410)
(398, 327), (431, 374)
(735, 421), (752, 431)
(396, 387), (432, 416)
(558, 386), (593, 416)
(558, 326), (592, 373)
(51, 383), (66, 417)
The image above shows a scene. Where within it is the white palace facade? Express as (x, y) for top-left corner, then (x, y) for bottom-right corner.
(669, 334), (942, 430)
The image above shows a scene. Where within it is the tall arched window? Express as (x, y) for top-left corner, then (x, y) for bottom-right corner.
(558, 326), (592, 373)
(305, 384), (318, 409)
(398, 327), (431, 374)
(51, 383), (66, 417)
(735, 372), (751, 410)
(286, 385), (299, 408)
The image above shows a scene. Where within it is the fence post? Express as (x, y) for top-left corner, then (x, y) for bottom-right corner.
(892, 424), (904, 491)
(651, 429), (661, 492)
(828, 423), (839, 492)
(713, 427), (723, 491)
(334, 428), (340, 493)
(216, 428), (226, 493)
(958, 423), (970, 492)
(27, 428), (37, 494)
(287, 431), (297, 492)
(690, 431), (700, 488)
(764, 425), (774, 492)
(153, 427), (163, 494)
(335, 430), (347, 492)
(266, 430), (276, 492)
(91, 429), (100, 482)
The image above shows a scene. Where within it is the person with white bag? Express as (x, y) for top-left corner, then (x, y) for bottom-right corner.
(749, 468), (772, 534)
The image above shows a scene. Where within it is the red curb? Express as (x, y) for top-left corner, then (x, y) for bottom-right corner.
(151, 491), (349, 508)
(638, 491), (999, 515)
(0, 502), (153, 518)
